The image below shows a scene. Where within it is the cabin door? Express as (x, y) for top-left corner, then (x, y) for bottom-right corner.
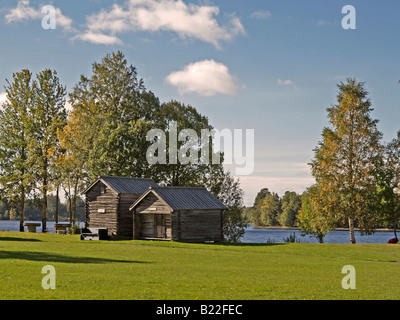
(154, 214), (166, 238)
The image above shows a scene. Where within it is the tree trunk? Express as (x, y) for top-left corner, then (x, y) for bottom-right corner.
(42, 173), (48, 233)
(394, 224), (398, 239)
(68, 186), (72, 224)
(55, 184), (59, 224)
(72, 184), (77, 226)
(19, 187), (25, 232)
(348, 216), (356, 244)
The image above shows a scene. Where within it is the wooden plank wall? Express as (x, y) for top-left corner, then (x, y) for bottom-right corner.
(133, 193), (172, 240)
(118, 193), (140, 240)
(136, 214), (172, 239)
(135, 193), (171, 214)
(85, 182), (119, 239)
(178, 210), (223, 242)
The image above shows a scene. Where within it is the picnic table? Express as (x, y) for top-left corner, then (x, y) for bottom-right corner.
(23, 222), (41, 233)
(53, 223), (71, 234)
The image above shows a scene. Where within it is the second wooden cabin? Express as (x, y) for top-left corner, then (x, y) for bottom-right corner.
(129, 186), (227, 242)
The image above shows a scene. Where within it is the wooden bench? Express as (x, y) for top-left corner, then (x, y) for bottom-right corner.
(23, 222), (41, 233)
(80, 228), (108, 241)
(53, 223), (71, 234)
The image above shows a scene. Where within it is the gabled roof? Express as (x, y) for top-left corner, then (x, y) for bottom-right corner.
(82, 176), (159, 195)
(129, 186), (227, 211)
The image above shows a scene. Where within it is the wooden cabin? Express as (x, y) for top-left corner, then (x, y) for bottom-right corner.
(129, 186), (227, 242)
(82, 176), (159, 240)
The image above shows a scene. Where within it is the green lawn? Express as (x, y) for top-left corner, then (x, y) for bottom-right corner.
(0, 231), (399, 300)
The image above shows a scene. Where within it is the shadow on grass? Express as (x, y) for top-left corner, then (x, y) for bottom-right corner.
(0, 237), (41, 242)
(0, 250), (150, 264)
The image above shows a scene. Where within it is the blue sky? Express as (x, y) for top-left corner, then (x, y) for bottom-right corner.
(1, 0), (400, 205)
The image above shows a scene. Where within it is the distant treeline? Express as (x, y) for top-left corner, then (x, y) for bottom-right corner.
(245, 188), (302, 228)
(0, 196), (84, 222)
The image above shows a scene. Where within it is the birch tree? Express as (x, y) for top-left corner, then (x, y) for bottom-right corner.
(310, 78), (383, 243)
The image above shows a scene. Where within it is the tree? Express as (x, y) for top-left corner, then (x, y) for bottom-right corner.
(371, 131), (400, 238)
(297, 184), (335, 243)
(0, 70), (33, 231)
(68, 51), (158, 181)
(310, 78), (383, 243)
(216, 171), (246, 242)
(28, 69), (67, 232)
(260, 192), (281, 226)
(151, 100), (221, 188)
(278, 191), (302, 227)
(251, 188), (270, 226)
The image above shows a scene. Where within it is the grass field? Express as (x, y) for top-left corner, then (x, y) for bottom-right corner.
(0, 231), (399, 300)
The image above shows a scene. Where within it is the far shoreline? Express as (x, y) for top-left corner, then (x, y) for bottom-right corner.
(251, 225), (395, 233)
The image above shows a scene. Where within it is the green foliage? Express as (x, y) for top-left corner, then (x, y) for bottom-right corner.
(249, 188), (302, 227)
(310, 78), (383, 243)
(297, 184), (335, 243)
(0, 69), (33, 230)
(278, 191), (302, 227)
(68, 51), (158, 181)
(216, 172), (247, 242)
(69, 223), (82, 234)
(251, 188), (270, 226)
(283, 232), (300, 243)
(28, 69), (67, 230)
(260, 192), (281, 226)
(371, 131), (400, 237)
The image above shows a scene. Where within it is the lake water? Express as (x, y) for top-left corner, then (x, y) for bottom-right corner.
(0, 220), (396, 244)
(0, 220), (84, 233)
(241, 225), (395, 244)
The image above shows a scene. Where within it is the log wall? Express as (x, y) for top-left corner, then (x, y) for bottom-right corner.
(85, 181), (119, 239)
(133, 193), (172, 240)
(177, 210), (223, 242)
(118, 193), (141, 240)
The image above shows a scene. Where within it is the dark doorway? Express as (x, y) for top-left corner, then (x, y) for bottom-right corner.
(154, 214), (166, 238)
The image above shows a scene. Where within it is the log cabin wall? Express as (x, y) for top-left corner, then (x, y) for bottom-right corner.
(177, 209), (223, 242)
(118, 193), (141, 240)
(84, 181), (119, 239)
(133, 193), (172, 240)
(131, 191), (224, 242)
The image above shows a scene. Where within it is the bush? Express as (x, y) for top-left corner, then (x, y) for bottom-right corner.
(69, 223), (81, 234)
(283, 232), (300, 243)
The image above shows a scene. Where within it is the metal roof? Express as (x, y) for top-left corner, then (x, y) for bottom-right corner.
(142, 186), (227, 211)
(82, 176), (159, 195)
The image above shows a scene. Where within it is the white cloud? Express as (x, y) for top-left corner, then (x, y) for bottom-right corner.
(74, 31), (123, 45)
(54, 8), (74, 32)
(5, 0), (41, 22)
(5, 0), (74, 32)
(166, 59), (241, 97)
(77, 0), (245, 48)
(250, 10), (271, 20)
(277, 78), (294, 86)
